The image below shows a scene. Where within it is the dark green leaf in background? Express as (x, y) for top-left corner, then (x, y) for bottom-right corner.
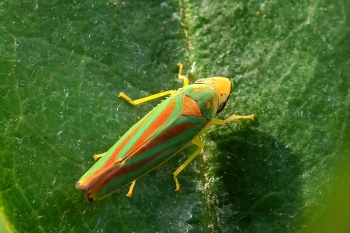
(1, 0), (349, 232)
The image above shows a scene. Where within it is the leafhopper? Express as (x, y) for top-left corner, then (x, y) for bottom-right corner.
(76, 63), (254, 202)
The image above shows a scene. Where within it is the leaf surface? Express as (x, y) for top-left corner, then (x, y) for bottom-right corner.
(1, 0), (350, 232)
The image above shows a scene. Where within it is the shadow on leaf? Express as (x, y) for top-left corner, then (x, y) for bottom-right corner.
(205, 123), (302, 232)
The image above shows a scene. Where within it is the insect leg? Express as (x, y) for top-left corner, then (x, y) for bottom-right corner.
(177, 63), (189, 87)
(118, 90), (176, 106)
(173, 136), (204, 191)
(126, 180), (137, 198)
(119, 63), (188, 105)
(211, 114), (254, 125)
(93, 153), (106, 161)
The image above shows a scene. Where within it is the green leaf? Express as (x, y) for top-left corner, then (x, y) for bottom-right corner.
(1, 0), (350, 232)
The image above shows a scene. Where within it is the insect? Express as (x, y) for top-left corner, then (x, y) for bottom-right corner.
(76, 63), (254, 202)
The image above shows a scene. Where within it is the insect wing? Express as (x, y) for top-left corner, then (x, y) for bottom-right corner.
(76, 92), (208, 201)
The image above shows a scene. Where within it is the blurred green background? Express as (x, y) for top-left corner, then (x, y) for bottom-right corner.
(1, 0), (350, 232)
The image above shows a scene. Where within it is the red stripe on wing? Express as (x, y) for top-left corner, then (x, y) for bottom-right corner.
(88, 121), (195, 194)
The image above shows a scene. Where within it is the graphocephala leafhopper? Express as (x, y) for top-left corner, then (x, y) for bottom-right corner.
(76, 63), (254, 202)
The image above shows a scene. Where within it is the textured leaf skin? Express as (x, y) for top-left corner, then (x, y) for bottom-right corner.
(1, 0), (349, 232)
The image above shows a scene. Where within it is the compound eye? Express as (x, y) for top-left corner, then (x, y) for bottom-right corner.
(216, 92), (231, 113)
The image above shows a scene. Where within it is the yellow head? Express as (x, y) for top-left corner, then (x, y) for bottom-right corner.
(194, 77), (232, 113)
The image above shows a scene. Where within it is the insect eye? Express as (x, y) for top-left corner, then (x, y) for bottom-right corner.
(216, 102), (226, 113)
(216, 91), (231, 113)
(217, 101), (227, 113)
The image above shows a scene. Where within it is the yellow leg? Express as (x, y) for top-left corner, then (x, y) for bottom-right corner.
(118, 90), (176, 106)
(172, 113), (253, 191)
(118, 63), (189, 106)
(92, 153), (137, 197)
(93, 153), (106, 161)
(177, 63), (189, 87)
(173, 136), (204, 191)
(211, 114), (254, 125)
(126, 180), (136, 198)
